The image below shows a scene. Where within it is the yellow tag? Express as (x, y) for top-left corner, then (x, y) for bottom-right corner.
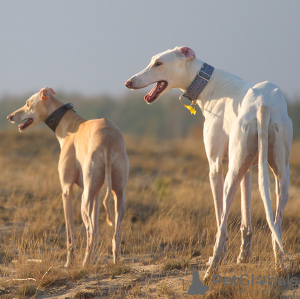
(184, 105), (196, 115)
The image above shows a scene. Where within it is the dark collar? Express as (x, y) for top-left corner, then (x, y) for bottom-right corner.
(181, 63), (214, 101)
(44, 103), (75, 133)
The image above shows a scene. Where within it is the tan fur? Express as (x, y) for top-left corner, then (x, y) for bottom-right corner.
(7, 87), (129, 266)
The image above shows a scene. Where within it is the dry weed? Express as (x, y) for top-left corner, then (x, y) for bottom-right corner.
(0, 131), (298, 297)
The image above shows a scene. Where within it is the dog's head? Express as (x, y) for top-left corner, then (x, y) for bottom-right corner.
(7, 87), (56, 132)
(125, 46), (196, 103)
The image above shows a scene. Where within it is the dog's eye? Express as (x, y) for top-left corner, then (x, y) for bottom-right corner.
(155, 62), (162, 67)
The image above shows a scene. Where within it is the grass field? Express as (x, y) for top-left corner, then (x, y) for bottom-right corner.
(0, 128), (299, 298)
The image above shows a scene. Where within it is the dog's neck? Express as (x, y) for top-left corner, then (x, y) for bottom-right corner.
(182, 58), (252, 118)
(178, 59), (214, 113)
(46, 96), (86, 146)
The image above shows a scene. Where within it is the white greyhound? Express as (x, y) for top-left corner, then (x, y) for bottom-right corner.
(125, 47), (293, 280)
(7, 87), (129, 267)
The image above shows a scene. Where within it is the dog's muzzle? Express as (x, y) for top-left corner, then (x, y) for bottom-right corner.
(125, 80), (132, 88)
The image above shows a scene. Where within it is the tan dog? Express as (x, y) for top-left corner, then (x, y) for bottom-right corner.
(7, 87), (129, 267)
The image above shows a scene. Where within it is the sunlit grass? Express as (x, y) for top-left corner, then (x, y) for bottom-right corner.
(0, 130), (299, 297)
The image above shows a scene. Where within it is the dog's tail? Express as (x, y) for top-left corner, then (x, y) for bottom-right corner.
(103, 149), (113, 226)
(257, 105), (283, 252)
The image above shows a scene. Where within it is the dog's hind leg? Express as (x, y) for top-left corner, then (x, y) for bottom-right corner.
(268, 121), (292, 270)
(61, 183), (76, 268)
(111, 188), (126, 264)
(59, 161), (77, 268)
(111, 155), (128, 264)
(81, 153), (105, 267)
(237, 168), (253, 263)
(82, 189), (101, 265)
(272, 170), (289, 270)
(91, 190), (101, 245)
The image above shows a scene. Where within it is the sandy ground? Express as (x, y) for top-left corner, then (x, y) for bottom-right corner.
(0, 254), (298, 298)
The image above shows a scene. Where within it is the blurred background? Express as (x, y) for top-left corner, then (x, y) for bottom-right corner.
(1, 1), (300, 138)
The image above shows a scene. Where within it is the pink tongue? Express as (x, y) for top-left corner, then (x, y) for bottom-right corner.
(19, 119), (30, 129)
(145, 83), (160, 101)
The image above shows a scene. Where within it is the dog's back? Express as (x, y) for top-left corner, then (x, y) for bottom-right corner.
(73, 118), (127, 163)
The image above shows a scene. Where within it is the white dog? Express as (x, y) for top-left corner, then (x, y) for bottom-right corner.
(125, 47), (293, 280)
(7, 87), (129, 267)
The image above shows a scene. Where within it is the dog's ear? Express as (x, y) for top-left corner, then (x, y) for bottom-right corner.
(176, 47), (196, 60)
(40, 87), (56, 100)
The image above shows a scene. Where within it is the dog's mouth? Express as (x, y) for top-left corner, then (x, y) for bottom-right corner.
(144, 81), (168, 103)
(18, 118), (33, 131)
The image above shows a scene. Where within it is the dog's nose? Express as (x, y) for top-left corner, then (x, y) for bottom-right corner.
(7, 115), (13, 121)
(125, 80), (132, 88)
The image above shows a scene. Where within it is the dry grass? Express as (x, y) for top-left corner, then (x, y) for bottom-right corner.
(0, 129), (299, 297)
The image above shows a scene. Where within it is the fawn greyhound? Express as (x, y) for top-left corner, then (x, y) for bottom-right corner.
(125, 46), (293, 280)
(7, 87), (129, 267)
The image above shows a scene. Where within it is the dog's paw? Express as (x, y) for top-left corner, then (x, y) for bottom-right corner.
(206, 256), (213, 266)
(64, 261), (71, 269)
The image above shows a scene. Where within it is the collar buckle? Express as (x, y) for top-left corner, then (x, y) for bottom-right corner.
(197, 70), (211, 81)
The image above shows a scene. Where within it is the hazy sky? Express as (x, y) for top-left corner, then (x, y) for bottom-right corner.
(1, 1), (299, 99)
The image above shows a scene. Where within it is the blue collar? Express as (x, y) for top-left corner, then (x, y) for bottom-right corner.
(181, 63), (214, 101)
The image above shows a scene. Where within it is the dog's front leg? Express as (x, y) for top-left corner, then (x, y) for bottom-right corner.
(204, 120), (257, 282)
(206, 158), (228, 266)
(204, 168), (241, 282)
(204, 123), (228, 266)
(61, 183), (76, 268)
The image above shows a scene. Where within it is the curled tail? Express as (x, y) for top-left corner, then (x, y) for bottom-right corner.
(103, 149), (113, 226)
(257, 105), (284, 252)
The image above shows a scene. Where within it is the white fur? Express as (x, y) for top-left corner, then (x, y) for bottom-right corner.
(126, 47), (293, 280)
